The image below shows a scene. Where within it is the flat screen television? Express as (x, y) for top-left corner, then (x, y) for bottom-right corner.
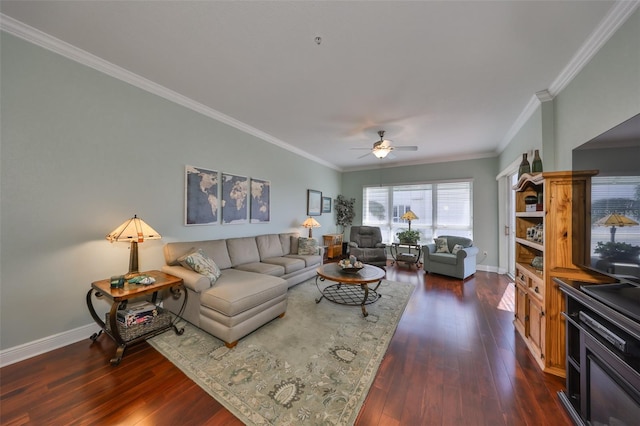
(573, 113), (640, 284)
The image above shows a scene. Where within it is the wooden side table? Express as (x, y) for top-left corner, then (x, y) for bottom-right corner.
(323, 234), (343, 259)
(86, 270), (186, 366)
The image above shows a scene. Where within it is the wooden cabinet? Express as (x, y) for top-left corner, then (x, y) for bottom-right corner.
(323, 234), (343, 259)
(513, 170), (598, 377)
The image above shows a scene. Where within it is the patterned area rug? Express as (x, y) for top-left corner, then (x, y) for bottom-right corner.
(149, 278), (414, 425)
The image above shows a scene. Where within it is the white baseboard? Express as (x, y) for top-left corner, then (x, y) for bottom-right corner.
(477, 264), (500, 274)
(0, 323), (96, 367)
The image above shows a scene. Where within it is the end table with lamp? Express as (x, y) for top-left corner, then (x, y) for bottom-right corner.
(87, 215), (186, 366)
(392, 209), (422, 267)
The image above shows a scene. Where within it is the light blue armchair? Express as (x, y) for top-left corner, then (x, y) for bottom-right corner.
(422, 235), (478, 279)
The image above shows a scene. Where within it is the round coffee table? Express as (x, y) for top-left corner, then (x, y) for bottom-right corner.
(315, 263), (386, 317)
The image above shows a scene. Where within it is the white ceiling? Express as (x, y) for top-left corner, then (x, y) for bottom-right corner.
(1, 1), (636, 171)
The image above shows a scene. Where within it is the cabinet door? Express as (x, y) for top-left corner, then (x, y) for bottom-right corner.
(528, 296), (545, 360)
(514, 283), (527, 335)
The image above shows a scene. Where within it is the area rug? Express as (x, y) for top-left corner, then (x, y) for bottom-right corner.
(149, 278), (414, 425)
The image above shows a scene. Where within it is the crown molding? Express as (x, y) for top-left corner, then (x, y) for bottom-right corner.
(0, 14), (339, 171)
(499, 0), (639, 152)
(548, 0), (640, 96)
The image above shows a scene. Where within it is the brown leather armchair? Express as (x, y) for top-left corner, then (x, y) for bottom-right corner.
(348, 226), (387, 268)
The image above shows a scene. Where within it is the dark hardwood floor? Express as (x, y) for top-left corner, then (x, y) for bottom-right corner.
(0, 265), (571, 425)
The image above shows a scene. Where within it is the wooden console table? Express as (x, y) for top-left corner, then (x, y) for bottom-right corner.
(86, 270), (186, 366)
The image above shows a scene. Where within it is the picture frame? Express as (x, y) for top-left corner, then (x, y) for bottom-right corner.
(322, 196), (332, 213)
(250, 178), (270, 223)
(307, 189), (322, 216)
(184, 165), (219, 226)
(222, 173), (248, 224)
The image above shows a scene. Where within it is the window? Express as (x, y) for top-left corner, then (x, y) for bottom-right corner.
(362, 180), (473, 243)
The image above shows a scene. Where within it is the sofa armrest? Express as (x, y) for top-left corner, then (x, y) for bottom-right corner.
(458, 246), (479, 259)
(375, 243), (386, 248)
(348, 242), (359, 248)
(317, 245), (325, 257)
(162, 265), (210, 292)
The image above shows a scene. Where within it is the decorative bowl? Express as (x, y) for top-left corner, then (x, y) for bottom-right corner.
(340, 266), (364, 274)
(338, 259), (364, 273)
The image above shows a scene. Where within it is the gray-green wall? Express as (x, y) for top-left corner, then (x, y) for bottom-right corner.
(0, 33), (341, 350)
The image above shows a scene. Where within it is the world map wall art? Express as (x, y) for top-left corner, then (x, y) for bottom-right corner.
(221, 173), (248, 225)
(250, 178), (270, 224)
(185, 165), (219, 225)
(185, 166), (270, 226)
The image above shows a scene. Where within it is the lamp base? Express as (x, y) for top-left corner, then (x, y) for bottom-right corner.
(126, 241), (139, 278)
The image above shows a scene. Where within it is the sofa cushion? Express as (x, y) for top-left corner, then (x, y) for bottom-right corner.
(199, 269), (287, 316)
(443, 235), (473, 251)
(256, 234), (284, 259)
(227, 236), (261, 266)
(177, 248), (222, 285)
(164, 239), (232, 270)
(298, 237), (318, 255)
(429, 252), (458, 265)
(261, 256), (305, 274)
(285, 253), (322, 267)
(279, 233), (299, 255)
(435, 237), (450, 253)
(233, 262), (285, 276)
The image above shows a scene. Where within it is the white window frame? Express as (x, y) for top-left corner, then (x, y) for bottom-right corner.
(362, 180), (473, 244)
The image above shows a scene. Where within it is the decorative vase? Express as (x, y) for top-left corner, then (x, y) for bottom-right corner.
(532, 149), (543, 173)
(518, 153), (531, 179)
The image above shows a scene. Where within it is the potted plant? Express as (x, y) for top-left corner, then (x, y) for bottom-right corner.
(396, 229), (421, 244)
(594, 241), (640, 262)
(335, 195), (355, 233)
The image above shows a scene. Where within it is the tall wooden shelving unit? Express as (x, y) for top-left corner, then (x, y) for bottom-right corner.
(513, 170), (600, 377)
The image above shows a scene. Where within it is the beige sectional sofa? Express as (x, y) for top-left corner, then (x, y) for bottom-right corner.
(162, 232), (323, 347)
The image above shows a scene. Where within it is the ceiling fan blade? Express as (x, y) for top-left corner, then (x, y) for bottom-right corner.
(394, 146), (418, 151)
(357, 152), (372, 159)
(350, 147), (372, 150)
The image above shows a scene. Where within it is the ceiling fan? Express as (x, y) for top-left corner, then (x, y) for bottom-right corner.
(352, 130), (418, 159)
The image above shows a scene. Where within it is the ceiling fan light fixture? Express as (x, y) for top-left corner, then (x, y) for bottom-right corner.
(373, 147), (392, 159)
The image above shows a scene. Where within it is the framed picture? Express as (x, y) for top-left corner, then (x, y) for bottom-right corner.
(250, 178), (270, 223)
(322, 196), (332, 213)
(307, 189), (322, 216)
(185, 165), (219, 225)
(222, 173), (248, 224)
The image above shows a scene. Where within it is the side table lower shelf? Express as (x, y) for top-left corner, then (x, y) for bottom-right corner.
(86, 270), (187, 366)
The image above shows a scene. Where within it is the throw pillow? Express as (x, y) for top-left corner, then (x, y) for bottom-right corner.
(298, 237), (318, 255)
(435, 237), (450, 253)
(178, 248), (222, 285)
(452, 244), (464, 255)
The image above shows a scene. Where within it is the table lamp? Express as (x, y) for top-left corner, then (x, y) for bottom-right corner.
(106, 215), (161, 277)
(302, 217), (321, 238)
(594, 213), (639, 242)
(401, 210), (418, 231)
